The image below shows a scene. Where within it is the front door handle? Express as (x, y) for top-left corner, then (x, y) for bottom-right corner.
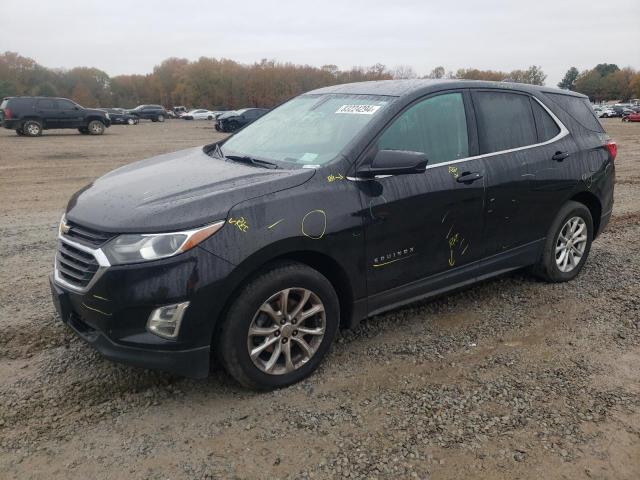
(456, 171), (483, 184)
(552, 151), (570, 161)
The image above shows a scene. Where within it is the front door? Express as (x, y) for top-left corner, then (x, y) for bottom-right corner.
(356, 91), (486, 297)
(57, 98), (84, 127)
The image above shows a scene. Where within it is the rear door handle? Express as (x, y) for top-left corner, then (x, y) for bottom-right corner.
(552, 151), (570, 161)
(456, 171), (483, 184)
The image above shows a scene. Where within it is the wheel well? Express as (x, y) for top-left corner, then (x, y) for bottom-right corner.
(86, 116), (105, 124)
(278, 252), (354, 328)
(215, 251), (355, 341)
(571, 191), (602, 237)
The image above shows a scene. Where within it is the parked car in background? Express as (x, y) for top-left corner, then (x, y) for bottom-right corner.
(182, 109), (218, 120)
(598, 108), (616, 118)
(128, 105), (168, 122)
(51, 80), (615, 389)
(1, 96), (111, 136)
(215, 108), (269, 132)
(622, 112), (640, 122)
(99, 108), (139, 125)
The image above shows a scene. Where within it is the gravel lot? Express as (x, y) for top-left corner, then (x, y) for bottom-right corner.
(0, 119), (638, 479)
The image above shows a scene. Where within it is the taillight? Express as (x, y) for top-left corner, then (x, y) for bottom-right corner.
(3, 108), (11, 119)
(605, 140), (617, 161)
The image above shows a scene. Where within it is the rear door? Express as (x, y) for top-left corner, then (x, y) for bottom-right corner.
(470, 89), (563, 258)
(358, 90), (487, 297)
(35, 98), (60, 128)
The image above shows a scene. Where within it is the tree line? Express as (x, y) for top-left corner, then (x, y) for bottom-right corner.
(557, 64), (640, 102)
(1, 51), (637, 109)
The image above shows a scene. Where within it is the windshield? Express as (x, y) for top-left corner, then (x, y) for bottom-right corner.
(221, 94), (392, 167)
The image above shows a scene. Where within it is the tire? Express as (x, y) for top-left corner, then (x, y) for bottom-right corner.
(532, 201), (593, 283)
(127, 118), (135, 125)
(87, 120), (105, 135)
(207, 115), (213, 120)
(16, 128), (24, 136)
(78, 127), (89, 134)
(622, 117), (629, 122)
(228, 121), (239, 132)
(157, 114), (165, 122)
(216, 262), (340, 390)
(22, 120), (42, 137)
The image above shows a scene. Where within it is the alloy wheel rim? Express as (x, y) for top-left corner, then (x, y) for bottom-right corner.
(555, 216), (587, 273)
(247, 288), (326, 375)
(90, 123), (102, 133)
(27, 124), (39, 135)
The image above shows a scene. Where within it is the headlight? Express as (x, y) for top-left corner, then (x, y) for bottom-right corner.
(105, 113), (110, 119)
(102, 220), (225, 265)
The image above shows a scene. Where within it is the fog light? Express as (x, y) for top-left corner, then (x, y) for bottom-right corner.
(147, 302), (190, 339)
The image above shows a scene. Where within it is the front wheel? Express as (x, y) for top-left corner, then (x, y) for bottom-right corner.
(157, 114), (165, 122)
(216, 262), (339, 390)
(532, 201), (593, 282)
(87, 120), (105, 135)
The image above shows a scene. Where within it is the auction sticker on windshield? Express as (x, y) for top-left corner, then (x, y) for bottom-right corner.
(335, 104), (382, 115)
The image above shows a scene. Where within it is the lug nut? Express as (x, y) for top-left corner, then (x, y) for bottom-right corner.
(292, 330), (298, 336)
(291, 319), (297, 325)
(280, 319), (286, 325)
(282, 338), (288, 344)
(274, 330), (280, 337)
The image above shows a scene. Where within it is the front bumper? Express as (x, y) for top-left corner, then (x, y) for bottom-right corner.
(50, 244), (236, 378)
(51, 278), (210, 377)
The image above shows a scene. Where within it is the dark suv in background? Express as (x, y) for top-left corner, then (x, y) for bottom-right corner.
(1, 96), (111, 136)
(215, 107), (269, 132)
(51, 80), (615, 390)
(128, 104), (168, 122)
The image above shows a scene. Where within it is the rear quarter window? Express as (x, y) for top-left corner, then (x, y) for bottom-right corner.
(543, 93), (604, 133)
(531, 99), (561, 142)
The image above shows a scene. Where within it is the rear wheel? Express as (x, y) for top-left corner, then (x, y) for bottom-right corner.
(87, 120), (105, 135)
(78, 127), (89, 134)
(23, 120), (42, 137)
(157, 114), (165, 122)
(216, 262), (339, 390)
(532, 201), (593, 282)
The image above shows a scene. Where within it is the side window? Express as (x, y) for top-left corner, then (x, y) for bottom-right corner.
(36, 99), (56, 110)
(531, 99), (560, 142)
(58, 99), (77, 110)
(377, 92), (469, 165)
(473, 91), (537, 154)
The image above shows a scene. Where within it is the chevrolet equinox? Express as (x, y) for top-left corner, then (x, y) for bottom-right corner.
(50, 80), (616, 389)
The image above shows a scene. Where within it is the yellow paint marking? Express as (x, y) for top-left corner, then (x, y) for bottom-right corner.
(267, 219), (284, 230)
(229, 216), (249, 232)
(373, 255), (414, 268)
(81, 302), (112, 317)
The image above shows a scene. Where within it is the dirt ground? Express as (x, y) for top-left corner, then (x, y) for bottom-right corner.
(0, 119), (638, 480)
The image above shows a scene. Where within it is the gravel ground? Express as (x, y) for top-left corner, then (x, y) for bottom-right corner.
(0, 119), (639, 479)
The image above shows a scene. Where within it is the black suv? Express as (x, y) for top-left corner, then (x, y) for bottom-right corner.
(128, 105), (168, 122)
(215, 108), (269, 132)
(1, 96), (111, 136)
(50, 80), (615, 390)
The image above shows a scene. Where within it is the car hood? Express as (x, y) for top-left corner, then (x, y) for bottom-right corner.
(65, 146), (315, 233)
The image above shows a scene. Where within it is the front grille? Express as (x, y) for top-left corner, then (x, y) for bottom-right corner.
(56, 241), (100, 289)
(63, 220), (114, 247)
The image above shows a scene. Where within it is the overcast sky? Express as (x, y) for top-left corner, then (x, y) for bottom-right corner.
(1, 0), (638, 86)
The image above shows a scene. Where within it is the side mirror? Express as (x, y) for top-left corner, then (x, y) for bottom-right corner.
(356, 150), (428, 178)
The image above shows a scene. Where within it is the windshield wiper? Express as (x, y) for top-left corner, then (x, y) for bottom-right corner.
(225, 154), (279, 169)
